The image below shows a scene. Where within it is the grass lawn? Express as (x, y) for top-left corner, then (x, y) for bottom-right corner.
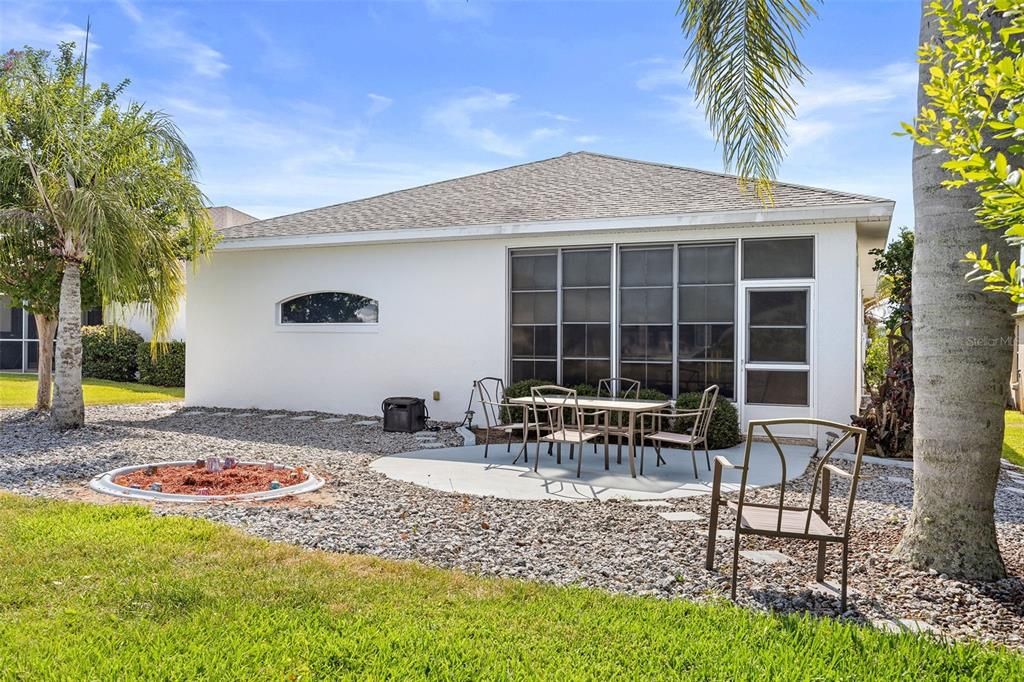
(0, 495), (1019, 679)
(1004, 410), (1024, 468)
(0, 372), (182, 409)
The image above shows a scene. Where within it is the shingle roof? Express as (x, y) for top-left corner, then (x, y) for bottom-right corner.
(219, 151), (891, 241)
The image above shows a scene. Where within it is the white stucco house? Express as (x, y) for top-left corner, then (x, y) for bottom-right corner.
(186, 152), (893, 443)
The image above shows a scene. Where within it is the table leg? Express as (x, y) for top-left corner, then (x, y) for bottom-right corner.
(513, 406), (529, 465)
(627, 410), (637, 478)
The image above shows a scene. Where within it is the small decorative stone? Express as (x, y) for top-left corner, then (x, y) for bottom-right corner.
(223, 457), (237, 469)
(129, 484), (141, 490)
(206, 457), (223, 473)
(269, 480), (282, 490)
(658, 511), (704, 522)
(149, 482), (162, 492)
(196, 487), (211, 496)
(264, 462), (276, 471)
(195, 458), (206, 468)
(143, 465), (158, 476)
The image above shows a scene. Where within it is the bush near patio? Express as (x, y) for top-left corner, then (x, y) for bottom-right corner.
(136, 341), (186, 387)
(674, 392), (741, 450)
(1, 494), (1019, 679)
(81, 325), (144, 383)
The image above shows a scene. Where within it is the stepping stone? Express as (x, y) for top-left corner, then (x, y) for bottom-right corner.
(354, 420), (377, 426)
(713, 530), (736, 542)
(321, 417), (344, 423)
(872, 618), (936, 634)
(633, 500), (672, 508)
(180, 411), (205, 417)
(210, 412), (231, 417)
(264, 414), (288, 420)
(883, 475), (912, 485)
(232, 413), (256, 418)
(805, 581), (852, 599)
(658, 511), (704, 522)
(740, 550), (793, 565)
(291, 415), (316, 421)
(418, 442), (446, 449)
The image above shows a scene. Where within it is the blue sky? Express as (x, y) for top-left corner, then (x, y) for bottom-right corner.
(2, 1), (920, 233)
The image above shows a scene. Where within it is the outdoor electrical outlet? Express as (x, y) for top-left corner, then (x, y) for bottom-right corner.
(432, 391), (441, 401)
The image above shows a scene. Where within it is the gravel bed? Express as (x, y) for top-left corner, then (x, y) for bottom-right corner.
(2, 403), (1023, 650)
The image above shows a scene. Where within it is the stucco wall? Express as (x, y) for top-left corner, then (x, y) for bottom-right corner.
(185, 221), (864, 444)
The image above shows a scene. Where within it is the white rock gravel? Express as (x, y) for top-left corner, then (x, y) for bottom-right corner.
(2, 402), (1023, 650)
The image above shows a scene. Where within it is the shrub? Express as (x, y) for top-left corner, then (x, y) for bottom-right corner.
(636, 388), (668, 402)
(501, 379), (552, 423)
(569, 383), (598, 397)
(674, 392), (741, 449)
(864, 333), (888, 391)
(136, 341), (186, 387)
(81, 325), (144, 382)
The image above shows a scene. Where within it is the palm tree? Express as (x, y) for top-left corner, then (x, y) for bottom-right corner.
(677, 0), (1011, 579)
(0, 45), (214, 429)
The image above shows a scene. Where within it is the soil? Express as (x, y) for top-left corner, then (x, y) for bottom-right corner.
(115, 463), (308, 496)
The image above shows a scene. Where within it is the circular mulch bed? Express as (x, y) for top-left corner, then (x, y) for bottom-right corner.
(115, 463), (309, 495)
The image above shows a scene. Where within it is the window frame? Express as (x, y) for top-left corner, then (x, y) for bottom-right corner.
(275, 290), (381, 333)
(742, 285), (812, 407)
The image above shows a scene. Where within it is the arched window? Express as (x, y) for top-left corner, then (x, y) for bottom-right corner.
(279, 292), (379, 324)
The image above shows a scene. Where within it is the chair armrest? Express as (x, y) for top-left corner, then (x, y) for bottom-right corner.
(823, 463), (853, 479)
(714, 455), (744, 470)
(579, 409), (607, 417)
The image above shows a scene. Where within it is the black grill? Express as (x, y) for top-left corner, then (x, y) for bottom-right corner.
(382, 397), (428, 433)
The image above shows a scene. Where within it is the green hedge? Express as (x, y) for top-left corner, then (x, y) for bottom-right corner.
(81, 325), (144, 382)
(674, 392), (741, 450)
(136, 341), (186, 387)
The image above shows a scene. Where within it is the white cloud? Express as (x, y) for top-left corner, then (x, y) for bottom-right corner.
(795, 62), (917, 116)
(367, 93), (394, 116)
(574, 135), (601, 145)
(636, 63), (688, 91)
(0, 6), (94, 50)
(427, 90), (530, 157)
(116, 0), (228, 78)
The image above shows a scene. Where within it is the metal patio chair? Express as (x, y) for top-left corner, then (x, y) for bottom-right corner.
(638, 384), (719, 478)
(589, 377), (641, 464)
(706, 418), (867, 611)
(530, 385), (609, 477)
(475, 377), (538, 462)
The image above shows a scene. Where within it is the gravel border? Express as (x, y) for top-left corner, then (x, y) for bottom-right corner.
(2, 402), (1022, 650)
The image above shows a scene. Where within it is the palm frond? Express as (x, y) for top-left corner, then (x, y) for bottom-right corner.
(678, 0), (819, 201)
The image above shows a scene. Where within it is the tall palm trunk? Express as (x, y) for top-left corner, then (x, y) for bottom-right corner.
(33, 313), (57, 411)
(895, 0), (1013, 579)
(50, 263), (84, 429)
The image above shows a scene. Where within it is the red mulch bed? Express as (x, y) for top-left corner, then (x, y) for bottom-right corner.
(115, 463), (308, 495)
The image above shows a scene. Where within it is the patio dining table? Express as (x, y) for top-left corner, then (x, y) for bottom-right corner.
(507, 395), (672, 478)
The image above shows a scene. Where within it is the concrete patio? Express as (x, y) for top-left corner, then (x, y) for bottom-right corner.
(370, 440), (815, 501)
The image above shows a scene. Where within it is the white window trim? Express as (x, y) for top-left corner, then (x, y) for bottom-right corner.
(274, 291), (381, 333)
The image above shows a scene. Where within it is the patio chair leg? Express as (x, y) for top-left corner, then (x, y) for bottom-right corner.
(841, 543), (850, 612)
(533, 442), (541, 472)
(507, 438), (512, 453)
(816, 541), (827, 583)
(557, 443), (562, 464)
(569, 444), (574, 460)
(604, 440), (609, 470)
(639, 445), (645, 476)
(690, 444), (698, 479)
(577, 444), (584, 478)
(484, 431), (490, 459)
(654, 442), (661, 468)
(704, 444), (711, 471)
(617, 436), (622, 465)
(706, 497), (720, 571)
(730, 531), (741, 602)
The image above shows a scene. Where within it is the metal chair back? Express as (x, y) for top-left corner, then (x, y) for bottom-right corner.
(598, 377), (640, 399)
(693, 384), (720, 443)
(475, 377), (508, 428)
(736, 418), (867, 540)
(530, 385), (584, 435)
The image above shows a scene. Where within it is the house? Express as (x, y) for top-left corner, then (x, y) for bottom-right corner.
(0, 206), (256, 373)
(186, 152), (893, 442)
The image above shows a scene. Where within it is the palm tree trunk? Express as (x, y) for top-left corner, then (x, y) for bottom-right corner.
(33, 313), (57, 411)
(50, 263), (85, 429)
(894, 0), (1013, 579)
